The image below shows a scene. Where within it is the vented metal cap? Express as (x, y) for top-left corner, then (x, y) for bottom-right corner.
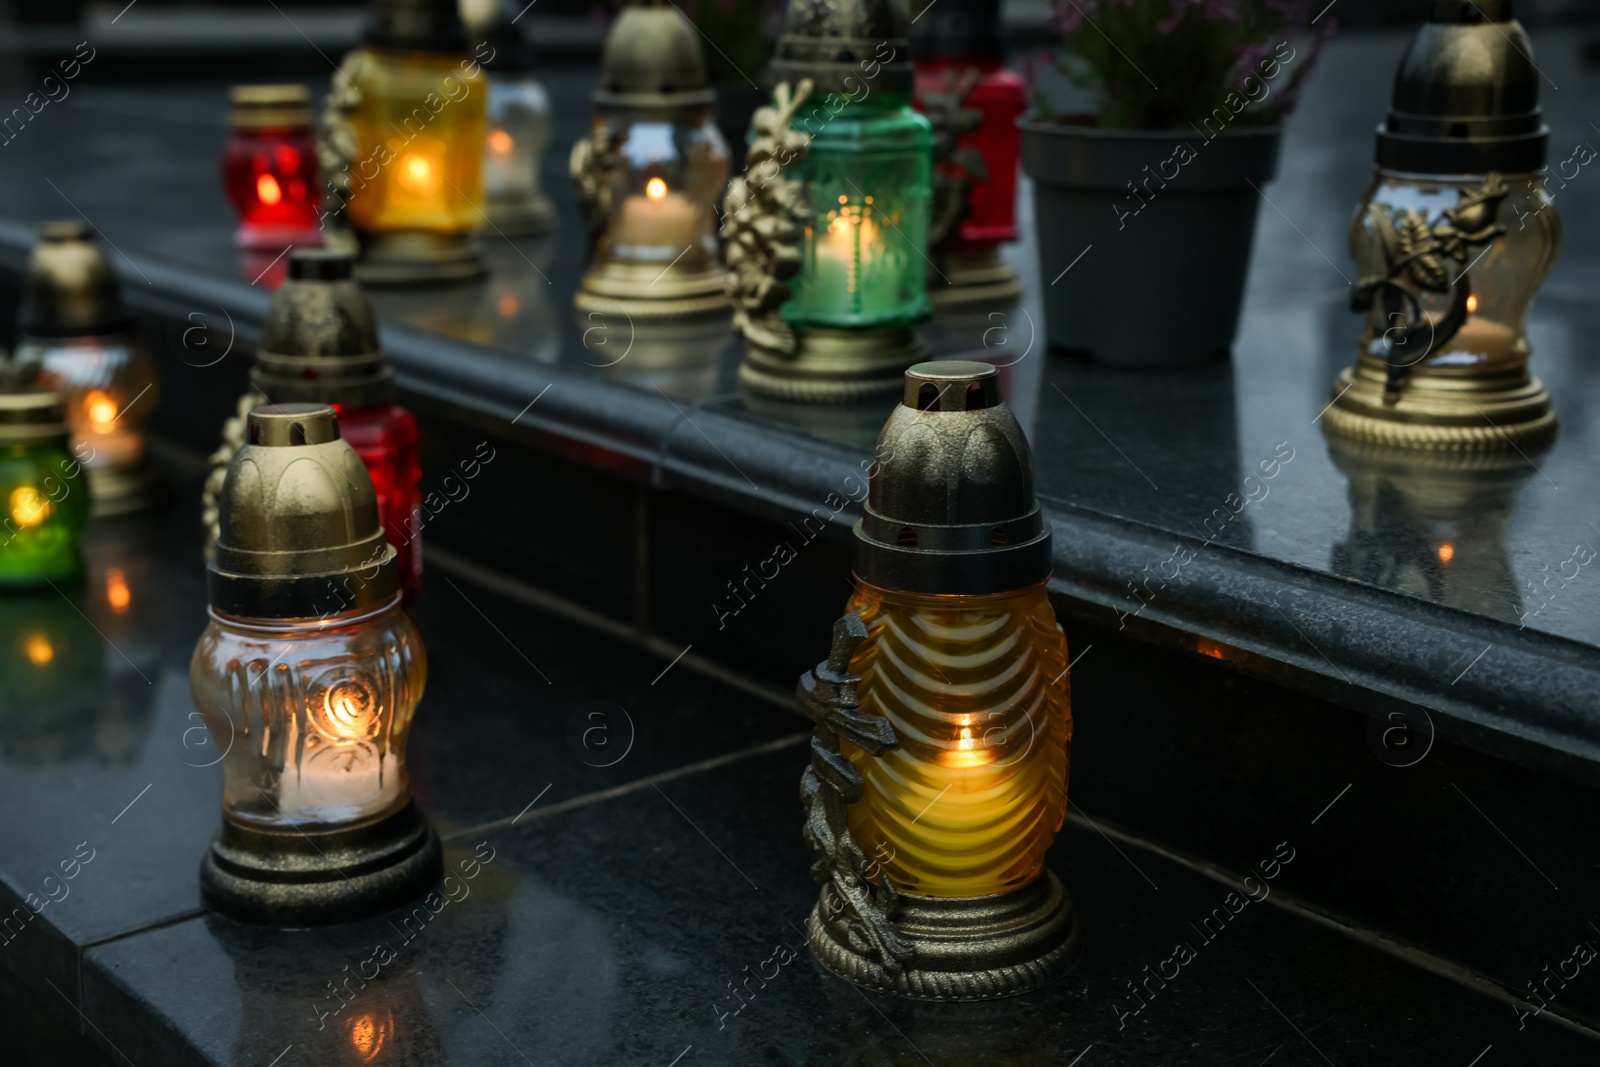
(853, 361), (1051, 595)
(1376, 0), (1546, 175)
(769, 0), (914, 95)
(18, 221), (134, 339)
(209, 404), (398, 619)
(364, 0), (468, 52)
(251, 250), (393, 408)
(594, 0), (714, 109)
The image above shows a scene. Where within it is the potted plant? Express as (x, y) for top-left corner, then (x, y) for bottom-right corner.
(1022, 0), (1335, 367)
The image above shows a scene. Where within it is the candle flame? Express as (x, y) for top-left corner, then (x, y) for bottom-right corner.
(958, 727), (974, 751)
(646, 177), (668, 201)
(106, 568), (131, 614)
(488, 129), (514, 155)
(24, 633), (54, 666)
(9, 486), (49, 528)
(397, 152), (440, 195)
(85, 389), (118, 433)
(1438, 542), (1455, 564)
(1466, 294), (1478, 314)
(256, 172), (283, 206)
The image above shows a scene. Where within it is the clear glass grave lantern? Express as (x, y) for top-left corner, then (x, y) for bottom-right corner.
(912, 0), (1025, 308)
(735, 0), (934, 403)
(463, 0), (556, 235)
(193, 404), (440, 925)
(570, 0), (730, 320)
(1326, 0), (1559, 451)
(797, 362), (1080, 1000)
(0, 380), (89, 587)
(16, 221), (165, 516)
(323, 0), (489, 285)
(223, 84), (324, 251)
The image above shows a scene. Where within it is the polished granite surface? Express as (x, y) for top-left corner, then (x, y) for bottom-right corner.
(0, 33), (1596, 660)
(1, 474), (1594, 1065)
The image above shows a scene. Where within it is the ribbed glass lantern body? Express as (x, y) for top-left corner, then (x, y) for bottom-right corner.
(190, 599), (425, 829)
(783, 94), (934, 330)
(343, 47), (487, 234)
(0, 439), (89, 586)
(840, 578), (1070, 898)
(1349, 171), (1560, 373)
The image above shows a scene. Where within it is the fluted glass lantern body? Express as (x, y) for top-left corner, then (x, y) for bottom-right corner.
(784, 95), (933, 331)
(223, 85), (323, 250)
(842, 580), (1069, 898)
(191, 599), (424, 827)
(1349, 171), (1559, 375)
(343, 48), (487, 235)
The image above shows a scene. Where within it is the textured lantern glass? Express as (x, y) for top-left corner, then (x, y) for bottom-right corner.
(784, 94), (934, 330)
(191, 599), (424, 827)
(23, 338), (159, 492)
(0, 437), (88, 586)
(842, 581), (1070, 897)
(334, 401), (422, 596)
(594, 107), (729, 277)
(915, 61), (1023, 245)
(223, 86), (322, 250)
(484, 73), (552, 214)
(1350, 173), (1559, 373)
(343, 49), (487, 234)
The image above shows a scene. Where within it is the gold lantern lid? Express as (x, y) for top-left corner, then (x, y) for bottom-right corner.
(594, 0), (714, 109)
(228, 84), (313, 130)
(0, 361), (69, 445)
(208, 404), (398, 619)
(251, 251), (394, 408)
(854, 361), (1051, 595)
(364, 0), (468, 53)
(769, 0), (914, 95)
(18, 221), (134, 340)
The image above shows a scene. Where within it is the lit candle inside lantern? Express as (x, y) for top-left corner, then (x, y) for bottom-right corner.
(105, 567), (131, 614)
(810, 194), (886, 315)
(10, 485), (50, 529)
(276, 675), (395, 823)
(78, 388), (144, 469)
(613, 177), (700, 253)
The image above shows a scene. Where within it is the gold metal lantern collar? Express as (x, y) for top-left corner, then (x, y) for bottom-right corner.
(769, 0), (915, 95)
(854, 361), (1051, 595)
(0, 389), (70, 445)
(228, 84), (313, 130)
(594, 0), (714, 110)
(208, 404), (398, 619)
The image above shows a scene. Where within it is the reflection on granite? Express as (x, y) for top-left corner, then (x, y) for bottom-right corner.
(83, 748), (1600, 1066)
(0, 34), (1596, 656)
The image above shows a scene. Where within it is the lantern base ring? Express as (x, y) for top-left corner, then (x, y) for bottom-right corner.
(486, 192), (558, 237)
(740, 327), (929, 405)
(354, 230), (489, 288)
(575, 260), (731, 320)
(930, 245), (1022, 312)
(87, 457), (167, 517)
(200, 800), (443, 926)
(807, 871), (1082, 1001)
(1323, 356), (1556, 451)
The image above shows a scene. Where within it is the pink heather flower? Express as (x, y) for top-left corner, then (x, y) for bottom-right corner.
(1049, 1), (1087, 36)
